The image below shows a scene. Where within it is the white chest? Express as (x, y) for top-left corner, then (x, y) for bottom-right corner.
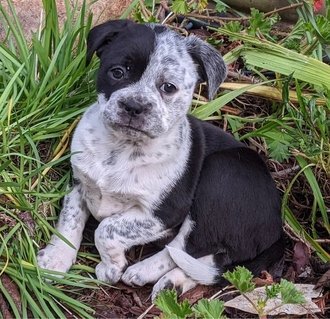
(70, 104), (191, 221)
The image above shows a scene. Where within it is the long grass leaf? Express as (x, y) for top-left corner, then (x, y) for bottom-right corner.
(296, 156), (330, 233)
(192, 81), (273, 119)
(284, 206), (330, 262)
(0, 280), (21, 318)
(217, 28), (330, 89)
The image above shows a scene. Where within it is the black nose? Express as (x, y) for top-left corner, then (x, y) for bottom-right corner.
(119, 100), (145, 117)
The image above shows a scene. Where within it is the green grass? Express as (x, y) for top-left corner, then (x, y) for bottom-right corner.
(0, 0), (101, 317)
(0, 0), (329, 317)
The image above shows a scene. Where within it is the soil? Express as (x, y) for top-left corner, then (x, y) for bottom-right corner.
(78, 213), (330, 318)
(0, 0), (132, 41)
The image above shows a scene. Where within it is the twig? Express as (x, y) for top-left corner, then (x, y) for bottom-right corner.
(227, 70), (260, 84)
(263, 3), (303, 18)
(272, 165), (300, 178)
(315, 239), (330, 244)
(137, 304), (154, 319)
(209, 285), (232, 300)
(210, 288), (239, 300)
(184, 2), (304, 23)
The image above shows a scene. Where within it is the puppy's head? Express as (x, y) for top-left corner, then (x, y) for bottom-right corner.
(87, 20), (227, 139)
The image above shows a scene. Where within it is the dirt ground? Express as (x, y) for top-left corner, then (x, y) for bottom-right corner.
(0, 0), (132, 40)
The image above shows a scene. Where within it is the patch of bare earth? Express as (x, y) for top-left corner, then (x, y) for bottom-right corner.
(0, 0), (132, 40)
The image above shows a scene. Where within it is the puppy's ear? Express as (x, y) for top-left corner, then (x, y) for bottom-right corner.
(86, 19), (134, 65)
(185, 36), (227, 100)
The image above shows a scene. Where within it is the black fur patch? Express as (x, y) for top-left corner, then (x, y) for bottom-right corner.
(87, 21), (157, 99)
(154, 115), (284, 277)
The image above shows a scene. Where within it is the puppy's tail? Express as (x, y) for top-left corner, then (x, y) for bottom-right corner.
(166, 246), (219, 285)
(167, 237), (285, 285)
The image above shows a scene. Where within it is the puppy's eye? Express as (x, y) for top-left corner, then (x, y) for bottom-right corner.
(109, 67), (125, 80)
(160, 83), (177, 94)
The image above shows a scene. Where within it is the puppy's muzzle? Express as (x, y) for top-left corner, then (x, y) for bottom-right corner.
(104, 97), (158, 138)
(118, 98), (152, 118)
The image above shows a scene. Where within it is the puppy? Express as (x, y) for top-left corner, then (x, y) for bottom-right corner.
(38, 20), (284, 299)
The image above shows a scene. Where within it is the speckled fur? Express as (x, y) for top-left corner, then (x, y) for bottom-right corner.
(37, 22), (201, 283)
(37, 20), (284, 297)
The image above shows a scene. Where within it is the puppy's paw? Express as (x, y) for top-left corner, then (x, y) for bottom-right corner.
(151, 268), (197, 301)
(122, 262), (154, 286)
(37, 245), (75, 275)
(95, 262), (123, 284)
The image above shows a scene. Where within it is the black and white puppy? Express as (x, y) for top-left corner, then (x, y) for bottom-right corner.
(38, 20), (284, 299)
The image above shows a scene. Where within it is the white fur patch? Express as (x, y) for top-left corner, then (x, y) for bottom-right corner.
(71, 100), (191, 222)
(166, 246), (218, 285)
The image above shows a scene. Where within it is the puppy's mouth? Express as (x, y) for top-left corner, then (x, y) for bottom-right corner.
(113, 123), (147, 135)
(109, 122), (154, 139)
(103, 110), (155, 139)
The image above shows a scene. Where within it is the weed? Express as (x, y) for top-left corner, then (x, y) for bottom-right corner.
(154, 289), (226, 319)
(155, 267), (306, 319)
(223, 267), (306, 318)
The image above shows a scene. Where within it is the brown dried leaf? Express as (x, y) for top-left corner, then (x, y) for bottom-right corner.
(313, 291), (329, 314)
(253, 270), (274, 287)
(315, 269), (330, 289)
(180, 285), (211, 304)
(293, 242), (310, 275)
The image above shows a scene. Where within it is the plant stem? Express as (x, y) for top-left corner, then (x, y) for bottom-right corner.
(241, 293), (261, 316)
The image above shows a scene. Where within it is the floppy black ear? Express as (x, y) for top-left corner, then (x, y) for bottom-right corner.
(86, 19), (134, 65)
(185, 36), (227, 100)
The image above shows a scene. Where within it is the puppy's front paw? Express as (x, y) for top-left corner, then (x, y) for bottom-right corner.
(122, 263), (150, 286)
(37, 245), (75, 275)
(95, 262), (123, 284)
(151, 268), (197, 301)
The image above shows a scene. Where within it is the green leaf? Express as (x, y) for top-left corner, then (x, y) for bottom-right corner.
(223, 266), (255, 293)
(248, 8), (279, 38)
(223, 21), (243, 34)
(283, 206), (330, 262)
(154, 290), (193, 319)
(171, 0), (189, 14)
(279, 280), (306, 304)
(265, 283), (280, 299)
(192, 299), (226, 319)
(214, 0), (227, 13)
(191, 81), (273, 120)
(267, 139), (291, 162)
(295, 156), (329, 234)
(216, 28), (330, 89)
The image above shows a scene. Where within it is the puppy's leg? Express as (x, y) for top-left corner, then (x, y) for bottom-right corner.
(151, 255), (215, 301)
(37, 185), (89, 274)
(122, 215), (194, 286)
(94, 210), (170, 283)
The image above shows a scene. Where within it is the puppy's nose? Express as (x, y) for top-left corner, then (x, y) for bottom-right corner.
(119, 100), (145, 117)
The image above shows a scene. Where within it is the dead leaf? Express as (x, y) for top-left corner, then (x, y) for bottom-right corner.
(293, 242), (310, 276)
(253, 270), (274, 287)
(180, 285), (211, 304)
(224, 284), (321, 316)
(313, 291), (329, 314)
(315, 269), (330, 289)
